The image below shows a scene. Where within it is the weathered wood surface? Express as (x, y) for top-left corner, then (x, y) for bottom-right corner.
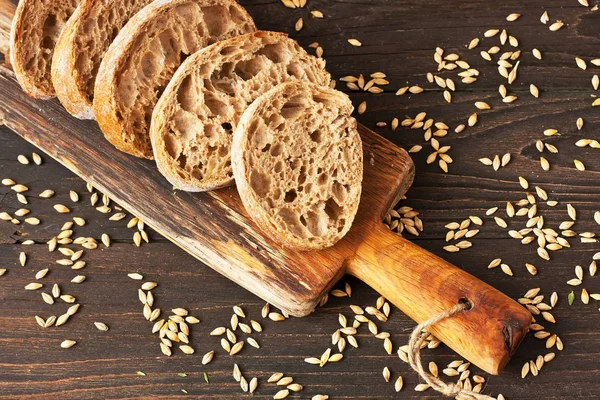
(1, 0), (600, 398)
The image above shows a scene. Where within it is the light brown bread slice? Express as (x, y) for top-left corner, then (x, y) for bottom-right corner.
(93, 0), (256, 159)
(232, 81), (363, 250)
(51, 0), (153, 119)
(151, 31), (331, 191)
(10, 0), (80, 99)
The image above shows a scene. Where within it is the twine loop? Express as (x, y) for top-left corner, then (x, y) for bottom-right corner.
(407, 301), (496, 400)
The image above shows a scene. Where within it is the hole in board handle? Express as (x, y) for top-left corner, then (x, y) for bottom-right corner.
(458, 297), (473, 311)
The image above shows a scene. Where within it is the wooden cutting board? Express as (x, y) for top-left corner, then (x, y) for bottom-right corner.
(0, 4), (530, 375)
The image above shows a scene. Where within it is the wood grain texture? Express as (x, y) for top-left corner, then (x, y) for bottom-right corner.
(348, 224), (531, 375)
(0, 0), (599, 398)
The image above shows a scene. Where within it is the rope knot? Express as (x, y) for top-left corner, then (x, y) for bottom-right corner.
(441, 382), (462, 396)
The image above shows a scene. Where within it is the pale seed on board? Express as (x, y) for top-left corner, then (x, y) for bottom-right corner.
(269, 312), (285, 321)
(347, 38), (362, 47)
(549, 20), (564, 31)
(19, 252), (27, 266)
(274, 389), (290, 399)
(201, 351), (214, 365)
(160, 343), (172, 356)
(53, 204), (70, 213)
(55, 313), (69, 327)
(530, 84), (539, 98)
(141, 282), (157, 290)
(468, 38), (479, 49)
(533, 48), (542, 59)
(382, 366), (391, 382)
(414, 383), (430, 391)
(179, 345), (195, 355)
(128, 273), (143, 280)
(240, 376), (249, 393)
(230, 341), (244, 356)
(61, 340), (76, 349)
(25, 282), (43, 290)
(94, 322), (109, 331)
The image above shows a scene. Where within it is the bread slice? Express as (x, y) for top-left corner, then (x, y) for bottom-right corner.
(232, 81), (363, 250)
(93, 0), (256, 159)
(10, 0), (80, 99)
(150, 31), (331, 191)
(51, 0), (153, 119)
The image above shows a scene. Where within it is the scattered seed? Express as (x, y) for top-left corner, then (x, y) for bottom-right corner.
(94, 322), (109, 331)
(61, 340), (76, 349)
(202, 351), (214, 365)
(549, 20), (564, 31)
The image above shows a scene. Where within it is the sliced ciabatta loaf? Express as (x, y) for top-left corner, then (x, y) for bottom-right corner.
(151, 31), (331, 191)
(232, 81), (363, 250)
(93, 0), (256, 159)
(51, 0), (153, 119)
(10, 0), (80, 99)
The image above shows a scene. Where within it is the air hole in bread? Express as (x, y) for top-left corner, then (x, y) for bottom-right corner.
(281, 97), (308, 120)
(270, 143), (283, 157)
(304, 210), (326, 237)
(250, 171), (270, 197)
(177, 75), (196, 112)
(44, 14), (57, 29)
(233, 58), (264, 81)
(221, 122), (232, 133)
(177, 153), (187, 169)
(220, 45), (237, 56)
(191, 164), (203, 180)
(256, 43), (288, 64)
(180, 51), (190, 65)
(332, 181), (348, 203)
(309, 130), (323, 143)
(142, 51), (161, 78)
(286, 62), (307, 79)
(202, 6), (229, 37)
(204, 94), (227, 116)
(42, 35), (55, 50)
(284, 190), (297, 203)
(324, 197), (341, 220)
(317, 173), (327, 186)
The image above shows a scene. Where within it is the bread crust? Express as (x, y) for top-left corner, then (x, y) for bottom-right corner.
(232, 81), (363, 251)
(10, 0), (79, 99)
(150, 30), (330, 191)
(93, 0), (256, 159)
(52, 0), (152, 119)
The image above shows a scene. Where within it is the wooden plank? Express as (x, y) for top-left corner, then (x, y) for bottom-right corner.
(1, 0), (600, 397)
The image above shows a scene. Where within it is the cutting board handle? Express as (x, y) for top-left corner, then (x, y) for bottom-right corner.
(346, 222), (531, 375)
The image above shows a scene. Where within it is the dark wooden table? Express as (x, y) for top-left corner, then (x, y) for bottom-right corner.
(1, 0), (599, 398)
